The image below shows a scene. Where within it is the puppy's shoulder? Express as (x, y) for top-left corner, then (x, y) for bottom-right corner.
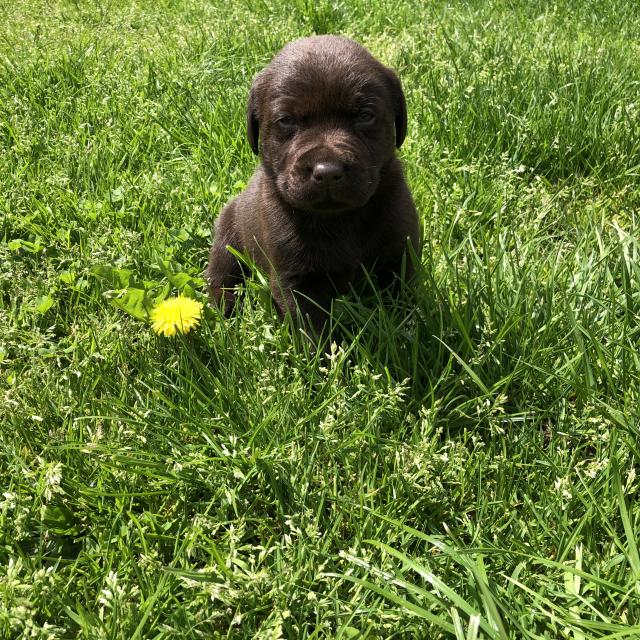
(376, 159), (417, 218)
(368, 159), (420, 248)
(215, 167), (264, 231)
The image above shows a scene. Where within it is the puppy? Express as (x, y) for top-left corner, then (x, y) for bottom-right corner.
(206, 35), (420, 334)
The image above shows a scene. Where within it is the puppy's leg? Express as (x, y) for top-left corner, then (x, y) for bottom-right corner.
(270, 271), (337, 338)
(206, 205), (245, 315)
(207, 243), (243, 315)
(374, 253), (415, 290)
(374, 222), (421, 292)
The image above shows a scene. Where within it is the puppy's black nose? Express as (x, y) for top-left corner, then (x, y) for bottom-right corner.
(311, 162), (344, 183)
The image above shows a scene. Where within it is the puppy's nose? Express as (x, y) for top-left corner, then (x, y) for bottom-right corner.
(311, 162), (344, 183)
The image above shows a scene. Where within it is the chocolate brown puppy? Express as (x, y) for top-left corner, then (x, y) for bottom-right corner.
(206, 35), (420, 334)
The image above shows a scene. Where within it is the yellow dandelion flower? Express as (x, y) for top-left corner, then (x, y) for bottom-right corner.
(150, 296), (203, 337)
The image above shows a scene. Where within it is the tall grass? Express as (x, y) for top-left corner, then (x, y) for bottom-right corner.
(1, 0), (639, 637)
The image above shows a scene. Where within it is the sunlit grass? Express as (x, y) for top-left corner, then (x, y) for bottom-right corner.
(1, 0), (640, 637)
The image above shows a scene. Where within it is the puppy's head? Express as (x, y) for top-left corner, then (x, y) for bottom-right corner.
(247, 36), (407, 214)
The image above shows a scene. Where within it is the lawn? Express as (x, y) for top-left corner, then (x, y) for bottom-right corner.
(1, 0), (640, 637)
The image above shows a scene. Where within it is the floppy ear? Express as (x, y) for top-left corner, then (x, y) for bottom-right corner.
(246, 71), (266, 155)
(384, 67), (408, 148)
(246, 89), (260, 155)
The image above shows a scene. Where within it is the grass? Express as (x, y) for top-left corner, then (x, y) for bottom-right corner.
(1, 0), (640, 637)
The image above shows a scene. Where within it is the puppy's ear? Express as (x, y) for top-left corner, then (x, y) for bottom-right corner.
(384, 67), (408, 148)
(247, 70), (266, 155)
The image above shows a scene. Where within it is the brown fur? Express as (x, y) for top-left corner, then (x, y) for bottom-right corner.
(206, 35), (420, 334)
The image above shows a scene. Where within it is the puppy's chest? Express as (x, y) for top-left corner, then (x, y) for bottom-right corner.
(281, 223), (364, 272)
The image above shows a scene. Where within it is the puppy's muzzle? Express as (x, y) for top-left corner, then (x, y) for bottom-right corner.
(280, 141), (375, 211)
(299, 157), (355, 206)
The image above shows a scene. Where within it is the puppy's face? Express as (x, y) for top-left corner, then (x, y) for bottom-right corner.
(247, 36), (407, 214)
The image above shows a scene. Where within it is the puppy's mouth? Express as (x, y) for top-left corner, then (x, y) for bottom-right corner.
(278, 172), (378, 214)
(284, 191), (357, 213)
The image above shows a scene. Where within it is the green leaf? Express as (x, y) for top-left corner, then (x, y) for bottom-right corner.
(109, 288), (153, 321)
(92, 265), (136, 289)
(7, 237), (45, 253)
(41, 504), (80, 535)
(34, 294), (55, 314)
(155, 259), (204, 291)
(59, 270), (76, 285)
(181, 284), (196, 299)
(166, 271), (193, 289)
(168, 227), (191, 243)
(110, 186), (124, 203)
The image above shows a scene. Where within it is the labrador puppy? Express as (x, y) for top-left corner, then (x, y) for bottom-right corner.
(206, 35), (420, 334)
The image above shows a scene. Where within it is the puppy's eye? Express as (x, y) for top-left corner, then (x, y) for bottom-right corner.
(356, 110), (376, 125)
(277, 115), (298, 128)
